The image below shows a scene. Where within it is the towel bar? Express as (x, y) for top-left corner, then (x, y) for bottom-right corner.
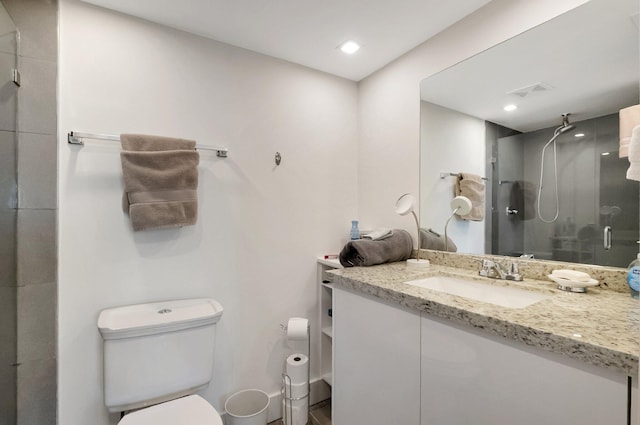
(68, 131), (229, 158)
(440, 172), (488, 181)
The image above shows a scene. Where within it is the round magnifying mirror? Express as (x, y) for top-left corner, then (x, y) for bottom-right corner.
(451, 196), (472, 216)
(394, 193), (416, 216)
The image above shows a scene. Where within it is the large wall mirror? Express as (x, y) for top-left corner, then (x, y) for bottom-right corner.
(420, 0), (639, 268)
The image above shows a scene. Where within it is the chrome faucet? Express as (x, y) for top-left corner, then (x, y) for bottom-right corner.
(479, 259), (523, 281)
(479, 259), (505, 279)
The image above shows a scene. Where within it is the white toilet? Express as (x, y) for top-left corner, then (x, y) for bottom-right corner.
(97, 298), (224, 424)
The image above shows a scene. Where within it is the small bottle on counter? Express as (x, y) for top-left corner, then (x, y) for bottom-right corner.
(350, 220), (360, 240)
(627, 253), (640, 299)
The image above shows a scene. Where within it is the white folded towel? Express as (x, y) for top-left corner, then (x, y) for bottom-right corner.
(626, 125), (640, 181)
(619, 105), (640, 158)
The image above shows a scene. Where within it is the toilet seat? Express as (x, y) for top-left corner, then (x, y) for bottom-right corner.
(118, 395), (223, 425)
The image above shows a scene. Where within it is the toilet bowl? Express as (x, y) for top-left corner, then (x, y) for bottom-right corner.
(118, 395), (223, 425)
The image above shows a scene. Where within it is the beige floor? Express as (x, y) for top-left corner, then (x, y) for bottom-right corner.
(268, 400), (331, 425)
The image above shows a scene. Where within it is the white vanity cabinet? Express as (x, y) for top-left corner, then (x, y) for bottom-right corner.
(332, 285), (635, 425)
(332, 287), (421, 425)
(420, 314), (630, 425)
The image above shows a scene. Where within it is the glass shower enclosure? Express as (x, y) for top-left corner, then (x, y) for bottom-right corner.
(491, 113), (639, 268)
(0, 1), (18, 423)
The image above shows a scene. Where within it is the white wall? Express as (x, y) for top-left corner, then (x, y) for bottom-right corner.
(420, 102), (485, 253)
(58, 2), (357, 424)
(357, 0), (589, 241)
(58, 1), (591, 424)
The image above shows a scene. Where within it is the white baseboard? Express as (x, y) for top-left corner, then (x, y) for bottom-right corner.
(221, 378), (331, 424)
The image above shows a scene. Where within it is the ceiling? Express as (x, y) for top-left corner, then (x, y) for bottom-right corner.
(80, 0), (491, 81)
(420, 0), (640, 132)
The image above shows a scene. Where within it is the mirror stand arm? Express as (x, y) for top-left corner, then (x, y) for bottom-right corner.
(444, 207), (460, 252)
(410, 210), (421, 262)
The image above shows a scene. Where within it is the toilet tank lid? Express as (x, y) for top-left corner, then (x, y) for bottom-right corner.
(98, 298), (223, 340)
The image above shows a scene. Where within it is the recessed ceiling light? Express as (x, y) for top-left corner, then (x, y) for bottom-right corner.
(601, 152), (611, 156)
(503, 104), (517, 112)
(575, 133), (585, 138)
(339, 41), (360, 55)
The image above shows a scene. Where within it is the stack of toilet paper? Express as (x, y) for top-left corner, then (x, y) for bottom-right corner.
(282, 317), (309, 425)
(282, 353), (309, 425)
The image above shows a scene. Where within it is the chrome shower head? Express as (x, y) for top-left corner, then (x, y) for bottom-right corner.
(558, 124), (576, 134)
(554, 113), (576, 136)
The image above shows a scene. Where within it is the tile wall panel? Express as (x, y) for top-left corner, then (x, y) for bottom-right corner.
(17, 133), (56, 209)
(2, 0), (58, 423)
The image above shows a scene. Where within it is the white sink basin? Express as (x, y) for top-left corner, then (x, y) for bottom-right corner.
(404, 276), (550, 309)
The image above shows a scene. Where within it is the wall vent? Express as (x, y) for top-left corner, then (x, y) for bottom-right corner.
(507, 82), (554, 98)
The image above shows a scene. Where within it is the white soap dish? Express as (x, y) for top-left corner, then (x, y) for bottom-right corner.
(548, 274), (599, 293)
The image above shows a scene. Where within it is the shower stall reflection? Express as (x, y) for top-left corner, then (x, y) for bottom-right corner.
(490, 112), (639, 268)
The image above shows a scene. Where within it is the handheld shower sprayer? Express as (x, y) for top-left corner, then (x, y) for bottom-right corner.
(536, 114), (577, 223)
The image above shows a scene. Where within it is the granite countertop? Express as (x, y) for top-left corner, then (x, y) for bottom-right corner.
(328, 261), (640, 376)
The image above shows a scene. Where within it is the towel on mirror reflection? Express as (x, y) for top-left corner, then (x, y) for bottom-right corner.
(518, 181), (537, 221)
(626, 125), (640, 181)
(508, 182), (524, 220)
(619, 105), (640, 158)
(455, 173), (485, 221)
(120, 134), (199, 231)
(419, 228), (456, 252)
(339, 229), (413, 267)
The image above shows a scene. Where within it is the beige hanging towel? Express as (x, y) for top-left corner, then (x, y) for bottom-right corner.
(120, 134), (199, 231)
(619, 104), (640, 158)
(455, 172), (485, 221)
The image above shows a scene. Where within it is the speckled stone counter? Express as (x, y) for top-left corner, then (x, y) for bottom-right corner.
(328, 261), (640, 376)
(421, 249), (629, 293)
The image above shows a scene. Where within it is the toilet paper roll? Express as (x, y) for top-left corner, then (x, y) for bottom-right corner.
(285, 353), (308, 384)
(283, 381), (308, 399)
(282, 397), (309, 425)
(286, 317), (308, 340)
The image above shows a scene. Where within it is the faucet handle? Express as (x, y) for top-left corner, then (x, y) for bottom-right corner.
(506, 261), (523, 281)
(481, 259), (494, 269)
(479, 259), (497, 277)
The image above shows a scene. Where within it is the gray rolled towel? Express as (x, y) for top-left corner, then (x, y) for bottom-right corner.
(419, 228), (457, 252)
(521, 180), (537, 221)
(339, 229), (413, 267)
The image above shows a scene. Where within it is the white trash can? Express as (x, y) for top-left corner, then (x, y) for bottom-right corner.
(225, 389), (270, 425)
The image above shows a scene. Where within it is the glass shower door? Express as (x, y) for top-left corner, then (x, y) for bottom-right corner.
(597, 151), (639, 267)
(0, 1), (18, 424)
(493, 113), (640, 268)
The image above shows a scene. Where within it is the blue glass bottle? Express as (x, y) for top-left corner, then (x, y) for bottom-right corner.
(350, 220), (360, 240)
(627, 253), (640, 299)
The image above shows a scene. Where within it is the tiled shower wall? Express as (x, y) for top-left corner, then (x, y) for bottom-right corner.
(1, 0), (58, 424)
(0, 1), (18, 421)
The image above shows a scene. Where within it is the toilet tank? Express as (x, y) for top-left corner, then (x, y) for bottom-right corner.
(98, 298), (223, 413)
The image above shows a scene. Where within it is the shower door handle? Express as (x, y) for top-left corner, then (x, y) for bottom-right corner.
(603, 226), (612, 251)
